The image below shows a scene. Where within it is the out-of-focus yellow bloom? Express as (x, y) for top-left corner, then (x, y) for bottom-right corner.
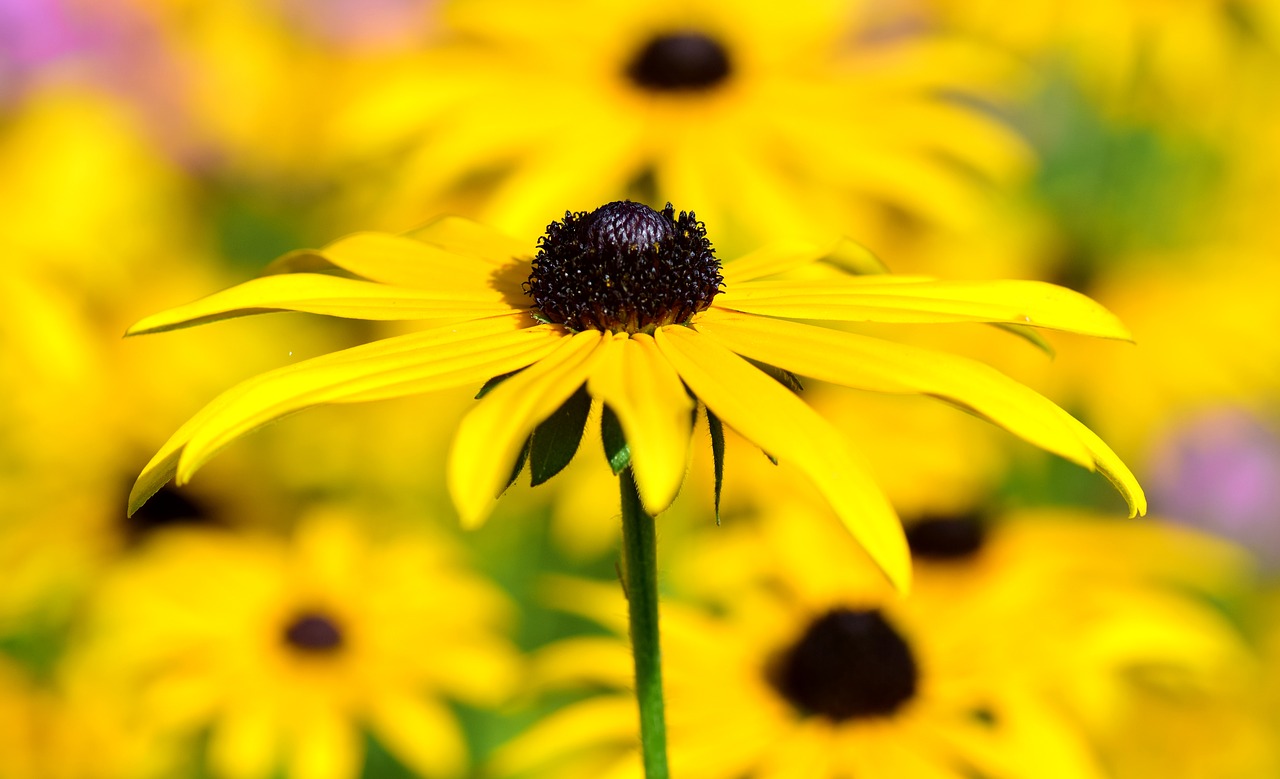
(126, 203), (1144, 591)
(87, 512), (520, 779)
(495, 539), (1112, 779)
(330, 0), (1029, 247)
(927, 0), (1269, 127)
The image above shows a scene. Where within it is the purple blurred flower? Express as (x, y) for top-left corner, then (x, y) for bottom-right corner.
(1149, 408), (1280, 568)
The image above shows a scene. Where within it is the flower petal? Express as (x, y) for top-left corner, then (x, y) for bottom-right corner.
(286, 705), (361, 779)
(126, 273), (513, 336)
(587, 333), (694, 516)
(654, 326), (910, 592)
(699, 312), (1091, 459)
(403, 214), (529, 264)
(307, 231), (516, 293)
(448, 329), (606, 528)
(714, 278), (1133, 340)
(489, 697), (637, 777)
(719, 241), (830, 285)
(128, 313), (557, 515)
(368, 694), (468, 779)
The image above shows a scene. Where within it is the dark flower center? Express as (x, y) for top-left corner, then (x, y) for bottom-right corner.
(122, 483), (218, 544)
(525, 201), (722, 333)
(626, 32), (732, 92)
(282, 612), (344, 653)
(905, 514), (987, 561)
(771, 608), (918, 721)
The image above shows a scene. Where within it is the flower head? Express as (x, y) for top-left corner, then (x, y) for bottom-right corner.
(126, 202), (1144, 591)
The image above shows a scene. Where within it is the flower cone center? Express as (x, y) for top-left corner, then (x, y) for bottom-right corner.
(626, 32), (732, 91)
(283, 612), (345, 653)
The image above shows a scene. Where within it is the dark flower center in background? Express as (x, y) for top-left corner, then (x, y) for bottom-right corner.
(905, 514), (987, 561)
(283, 612), (345, 653)
(525, 201), (722, 333)
(772, 608), (918, 721)
(626, 31), (732, 92)
(122, 483), (218, 544)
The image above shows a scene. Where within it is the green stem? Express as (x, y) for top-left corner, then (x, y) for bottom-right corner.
(619, 467), (670, 779)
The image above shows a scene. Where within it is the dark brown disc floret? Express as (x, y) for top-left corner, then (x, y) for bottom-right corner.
(525, 201), (723, 333)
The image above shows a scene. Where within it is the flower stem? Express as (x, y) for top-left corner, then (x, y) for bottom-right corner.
(619, 467), (670, 779)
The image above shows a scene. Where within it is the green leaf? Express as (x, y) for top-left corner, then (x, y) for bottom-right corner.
(601, 404), (632, 475)
(706, 408), (725, 525)
(503, 437), (531, 493)
(529, 385), (592, 486)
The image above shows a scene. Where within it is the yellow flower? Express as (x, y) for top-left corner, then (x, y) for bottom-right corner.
(88, 513), (520, 779)
(496, 573), (1102, 779)
(331, 0), (1028, 246)
(127, 201), (1144, 591)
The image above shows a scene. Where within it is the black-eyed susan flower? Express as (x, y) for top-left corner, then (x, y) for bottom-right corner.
(127, 200), (1144, 592)
(87, 513), (520, 779)
(331, 0), (1028, 246)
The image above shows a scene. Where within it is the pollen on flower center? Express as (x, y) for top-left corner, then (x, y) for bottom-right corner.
(626, 31), (732, 92)
(525, 201), (723, 333)
(282, 612), (345, 653)
(906, 515), (987, 561)
(771, 608), (918, 721)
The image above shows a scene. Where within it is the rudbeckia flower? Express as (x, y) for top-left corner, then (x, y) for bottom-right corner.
(332, 0), (1027, 245)
(127, 201), (1144, 590)
(88, 514), (520, 779)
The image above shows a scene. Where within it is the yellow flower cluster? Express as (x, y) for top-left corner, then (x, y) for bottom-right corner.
(3, 0), (1280, 778)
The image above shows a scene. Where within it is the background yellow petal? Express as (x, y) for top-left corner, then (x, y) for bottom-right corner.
(715, 278), (1133, 340)
(587, 334), (693, 516)
(488, 697), (638, 777)
(286, 706), (361, 779)
(368, 695), (468, 779)
(126, 273), (512, 336)
(208, 703), (280, 779)
(654, 326), (910, 592)
(448, 330), (605, 528)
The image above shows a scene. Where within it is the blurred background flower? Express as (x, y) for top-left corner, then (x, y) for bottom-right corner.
(3, 0), (1279, 776)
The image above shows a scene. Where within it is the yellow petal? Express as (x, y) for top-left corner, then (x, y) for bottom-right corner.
(488, 696), (637, 777)
(367, 695), (468, 779)
(448, 329), (606, 528)
(654, 326), (910, 592)
(403, 215), (529, 264)
(719, 241), (830, 285)
(715, 278), (1134, 340)
(1057, 413), (1148, 517)
(696, 311), (1095, 465)
(286, 706), (361, 779)
(529, 636), (634, 691)
(129, 314), (556, 514)
(126, 273), (512, 336)
(310, 231), (514, 292)
(587, 333), (694, 516)
(208, 703), (279, 779)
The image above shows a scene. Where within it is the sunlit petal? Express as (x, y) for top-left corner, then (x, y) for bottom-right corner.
(368, 695), (468, 779)
(126, 273), (512, 335)
(449, 330), (606, 528)
(655, 326), (910, 592)
(715, 278), (1133, 340)
(587, 333), (694, 515)
(129, 314), (557, 514)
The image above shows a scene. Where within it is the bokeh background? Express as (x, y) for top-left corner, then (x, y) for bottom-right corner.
(3, 1), (1280, 777)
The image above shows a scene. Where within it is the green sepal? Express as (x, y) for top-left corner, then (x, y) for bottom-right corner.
(601, 405), (632, 475)
(991, 323), (1057, 358)
(820, 237), (891, 276)
(745, 358), (804, 394)
(476, 368), (524, 399)
(529, 385), (592, 486)
(706, 408), (725, 526)
(503, 437), (531, 494)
